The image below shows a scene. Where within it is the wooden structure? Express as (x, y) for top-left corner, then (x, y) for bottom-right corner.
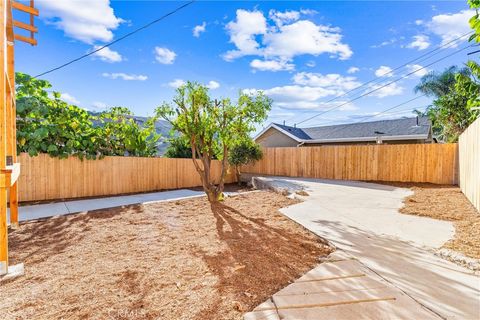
(242, 144), (459, 185)
(459, 118), (480, 211)
(1, 0), (38, 275)
(16, 154), (236, 202)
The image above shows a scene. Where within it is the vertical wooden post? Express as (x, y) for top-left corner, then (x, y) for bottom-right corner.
(0, 189), (7, 275)
(9, 183), (17, 226)
(0, 0), (8, 276)
(7, 32), (17, 227)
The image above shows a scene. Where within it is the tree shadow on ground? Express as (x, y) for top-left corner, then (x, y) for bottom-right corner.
(193, 202), (331, 319)
(8, 204), (145, 265)
(310, 219), (480, 318)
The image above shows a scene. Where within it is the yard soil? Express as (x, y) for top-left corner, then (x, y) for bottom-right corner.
(1, 191), (331, 320)
(389, 183), (480, 259)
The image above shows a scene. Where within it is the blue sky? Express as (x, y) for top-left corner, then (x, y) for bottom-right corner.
(15, 0), (474, 128)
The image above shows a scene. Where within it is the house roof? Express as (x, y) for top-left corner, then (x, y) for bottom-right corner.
(273, 123), (312, 140)
(257, 117), (431, 144)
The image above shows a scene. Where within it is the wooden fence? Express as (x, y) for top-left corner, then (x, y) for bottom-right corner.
(242, 144), (459, 185)
(459, 118), (480, 211)
(17, 153), (235, 202)
(16, 143), (462, 202)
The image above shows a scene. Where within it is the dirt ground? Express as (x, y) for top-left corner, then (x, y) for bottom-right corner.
(1, 191), (332, 320)
(390, 183), (480, 259)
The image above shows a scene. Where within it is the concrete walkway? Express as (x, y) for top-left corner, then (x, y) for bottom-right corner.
(246, 251), (441, 320)
(9, 189), (205, 223)
(246, 177), (480, 320)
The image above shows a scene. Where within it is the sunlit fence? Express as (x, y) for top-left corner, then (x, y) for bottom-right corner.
(17, 153), (235, 202)
(242, 144), (458, 185)
(459, 118), (480, 211)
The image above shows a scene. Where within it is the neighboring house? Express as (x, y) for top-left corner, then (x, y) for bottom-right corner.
(255, 116), (434, 147)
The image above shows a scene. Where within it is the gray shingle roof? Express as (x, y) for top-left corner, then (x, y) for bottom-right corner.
(273, 117), (431, 142)
(273, 123), (311, 140)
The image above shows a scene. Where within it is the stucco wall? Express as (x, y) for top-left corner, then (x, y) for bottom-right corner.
(256, 127), (298, 147)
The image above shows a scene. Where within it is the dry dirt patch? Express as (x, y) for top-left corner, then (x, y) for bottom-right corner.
(389, 183), (480, 259)
(1, 191), (331, 320)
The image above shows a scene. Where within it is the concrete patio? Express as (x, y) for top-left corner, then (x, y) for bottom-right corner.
(245, 176), (480, 320)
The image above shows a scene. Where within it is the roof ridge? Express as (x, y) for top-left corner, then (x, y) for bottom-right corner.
(300, 116), (427, 130)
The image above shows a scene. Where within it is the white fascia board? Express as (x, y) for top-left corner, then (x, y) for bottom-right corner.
(254, 123), (303, 142)
(303, 134), (428, 144)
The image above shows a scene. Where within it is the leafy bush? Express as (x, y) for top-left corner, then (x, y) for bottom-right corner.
(16, 72), (160, 159)
(228, 140), (263, 183)
(414, 64), (480, 142)
(164, 136), (192, 158)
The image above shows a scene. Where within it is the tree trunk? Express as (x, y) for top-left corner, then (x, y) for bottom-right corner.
(205, 188), (221, 203)
(235, 165), (241, 185)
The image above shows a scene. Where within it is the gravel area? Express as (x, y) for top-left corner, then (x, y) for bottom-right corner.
(393, 183), (480, 259)
(1, 191), (332, 320)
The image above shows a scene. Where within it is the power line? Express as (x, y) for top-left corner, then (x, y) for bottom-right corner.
(34, 0), (196, 79)
(285, 31), (473, 125)
(295, 44), (472, 126)
(346, 94), (427, 124)
(306, 95), (427, 128)
(302, 94), (428, 140)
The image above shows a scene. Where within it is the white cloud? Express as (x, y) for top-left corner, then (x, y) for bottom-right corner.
(92, 46), (123, 63)
(415, 19), (424, 26)
(223, 9), (267, 61)
(250, 59), (295, 72)
(38, 0), (124, 44)
(371, 38), (397, 48)
(91, 101), (108, 110)
(406, 64), (429, 77)
(292, 72), (361, 91)
(274, 99), (357, 111)
(368, 82), (404, 98)
(263, 85), (335, 102)
(244, 72), (360, 111)
(168, 79), (219, 89)
(102, 73), (148, 81)
(268, 9), (301, 26)
(193, 22), (207, 37)
(407, 35), (431, 50)
(223, 9), (352, 68)
(347, 66), (360, 74)
(375, 65), (394, 77)
(299, 9), (318, 16)
(60, 93), (80, 105)
(306, 61), (316, 67)
(154, 47), (176, 64)
(262, 20), (352, 60)
(168, 79), (186, 88)
(427, 10), (474, 46)
(206, 80), (220, 89)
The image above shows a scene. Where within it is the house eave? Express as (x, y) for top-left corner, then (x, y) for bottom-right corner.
(254, 123), (304, 143)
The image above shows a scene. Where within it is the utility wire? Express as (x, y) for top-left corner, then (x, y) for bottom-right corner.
(353, 94), (427, 124)
(302, 94), (428, 139)
(306, 94), (427, 128)
(34, 0), (196, 78)
(285, 31), (473, 125)
(295, 44), (472, 126)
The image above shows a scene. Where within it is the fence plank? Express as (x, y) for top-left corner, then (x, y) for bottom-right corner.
(17, 154), (236, 202)
(459, 118), (480, 211)
(243, 144), (458, 185)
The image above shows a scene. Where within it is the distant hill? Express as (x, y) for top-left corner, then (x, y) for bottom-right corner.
(89, 111), (174, 156)
(131, 116), (173, 155)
